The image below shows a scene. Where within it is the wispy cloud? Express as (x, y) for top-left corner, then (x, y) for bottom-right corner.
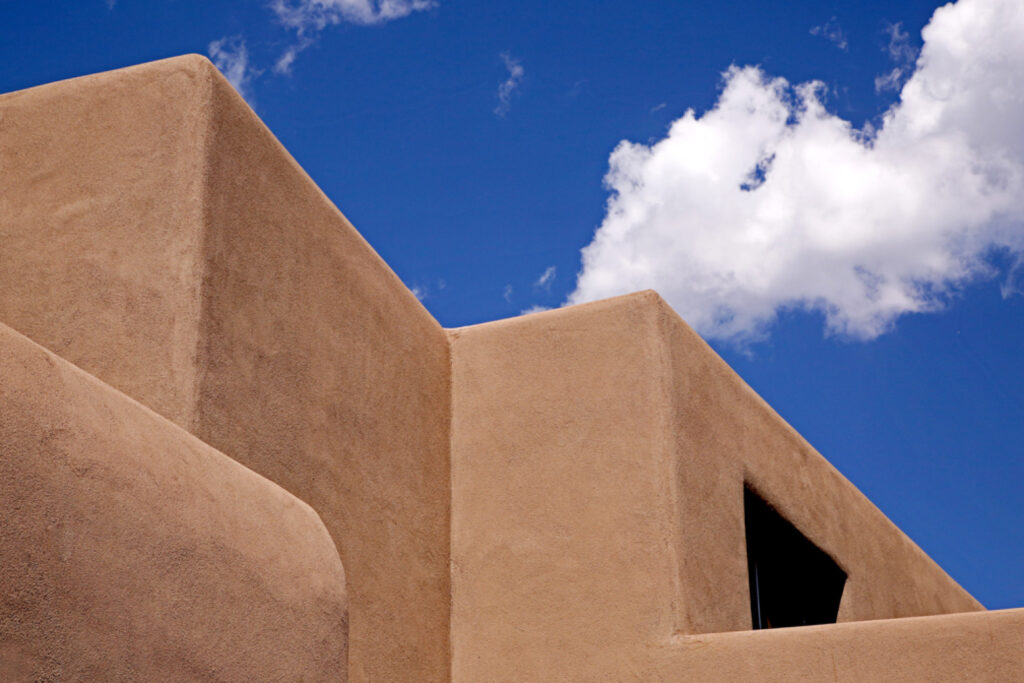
(520, 305), (552, 316)
(272, 0), (436, 73)
(566, 79), (587, 100)
(503, 284), (514, 303)
(410, 284), (427, 301)
(208, 36), (257, 100)
(274, 37), (316, 75)
(570, 0), (1024, 344)
(534, 265), (556, 291)
(1001, 255), (1024, 297)
(495, 52), (524, 117)
(874, 22), (919, 93)
(105, 0), (116, 9)
(810, 17), (848, 51)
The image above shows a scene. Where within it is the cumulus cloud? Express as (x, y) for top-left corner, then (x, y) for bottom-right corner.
(209, 36), (256, 100)
(810, 17), (848, 51)
(271, 0), (436, 72)
(520, 305), (552, 316)
(569, 0), (1024, 344)
(495, 52), (524, 116)
(534, 265), (556, 290)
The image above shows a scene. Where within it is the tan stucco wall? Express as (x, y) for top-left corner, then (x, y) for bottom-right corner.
(656, 291), (982, 630)
(4, 55), (1016, 681)
(0, 56), (450, 682)
(0, 56), (209, 428)
(0, 323), (347, 680)
(449, 291), (982, 680)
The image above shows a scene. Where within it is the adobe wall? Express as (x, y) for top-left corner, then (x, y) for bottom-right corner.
(4, 55), (1009, 681)
(195, 59), (451, 683)
(0, 56), (451, 682)
(0, 56), (209, 428)
(0, 323), (347, 680)
(449, 293), (679, 679)
(448, 291), (982, 680)
(657, 292), (982, 631)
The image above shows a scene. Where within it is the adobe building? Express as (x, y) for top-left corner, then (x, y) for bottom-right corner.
(0, 55), (1020, 681)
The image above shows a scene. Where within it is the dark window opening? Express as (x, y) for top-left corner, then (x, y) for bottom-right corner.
(744, 485), (846, 629)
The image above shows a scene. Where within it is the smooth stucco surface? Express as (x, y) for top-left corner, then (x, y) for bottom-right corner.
(0, 55), (450, 681)
(0, 56), (208, 428)
(0, 323), (347, 680)
(449, 291), (982, 680)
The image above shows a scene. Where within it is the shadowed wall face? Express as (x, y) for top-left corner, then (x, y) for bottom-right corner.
(0, 56), (450, 682)
(659, 294), (983, 633)
(0, 324), (348, 681)
(196, 65), (451, 683)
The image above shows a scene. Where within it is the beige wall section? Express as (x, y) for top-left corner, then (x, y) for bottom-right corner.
(646, 608), (1024, 681)
(449, 294), (680, 680)
(0, 323), (347, 681)
(0, 56), (210, 428)
(449, 291), (982, 680)
(0, 56), (451, 681)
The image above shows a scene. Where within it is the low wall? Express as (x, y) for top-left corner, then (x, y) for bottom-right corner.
(647, 608), (1024, 681)
(0, 323), (347, 680)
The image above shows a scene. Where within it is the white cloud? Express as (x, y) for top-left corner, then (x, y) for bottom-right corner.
(274, 37), (315, 75)
(106, 0), (116, 9)
(569, 0), (1024, 344)
(495, 53), (524, 117)
(271, 0), (436, 72)
(208, 36), (256, 100)
(520, 305), (552, 316)
(1002, 256), (1024, 297)
(534, 265), (556, 290)
(810, 17), (848, 51)
(873, 67), (904, 94)
(884, 21), (918, 63)
(503, 284), (514, 303)
(410, 284), (427, 301)
(875, 22), (919, 93)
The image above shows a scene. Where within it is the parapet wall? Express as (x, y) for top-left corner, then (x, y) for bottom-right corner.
(0, 323), (347, 680)
(646, 608), (1024, 681)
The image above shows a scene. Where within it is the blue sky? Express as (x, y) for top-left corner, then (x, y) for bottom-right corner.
(2, 0), (1021, 611)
